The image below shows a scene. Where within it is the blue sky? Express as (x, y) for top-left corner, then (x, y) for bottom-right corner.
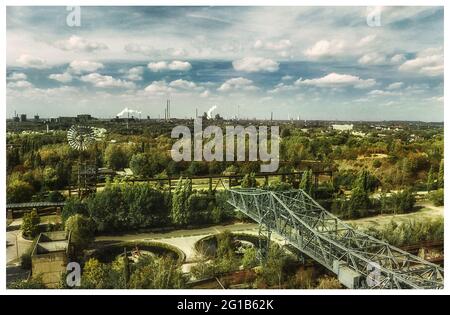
(6, 6), (444, 121)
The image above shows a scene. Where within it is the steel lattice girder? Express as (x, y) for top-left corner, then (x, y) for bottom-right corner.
(226, 188), (444, 289)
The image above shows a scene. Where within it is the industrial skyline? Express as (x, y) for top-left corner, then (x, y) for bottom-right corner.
(6, 6), (444, 121)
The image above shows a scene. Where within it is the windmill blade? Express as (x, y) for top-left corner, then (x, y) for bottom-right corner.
(67, 125), (95, 151)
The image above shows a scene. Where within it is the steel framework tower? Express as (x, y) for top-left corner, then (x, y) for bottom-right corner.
(226, 188), (444, 289)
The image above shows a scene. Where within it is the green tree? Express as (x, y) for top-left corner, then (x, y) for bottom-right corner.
(62, 198), (88, 223)
(104, 144), (131, 170)
(437, 159), (444, 188)
(241, 172), (257, 188)
(300, 169), (313, 196)
(171, 178), (192, 226)
(427, 166), (435, 192)
(129, 256), (186, 289)
(64, 214), (95, 252)
(7, 178), (34, 203)
(21, 209), (40, 238)
(81, 258), (109, 289)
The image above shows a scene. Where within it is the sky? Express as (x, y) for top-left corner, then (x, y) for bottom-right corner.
(6, 6), (444, 121)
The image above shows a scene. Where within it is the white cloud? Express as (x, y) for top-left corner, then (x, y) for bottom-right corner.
(7, 80), (33, 89)
(80, 73), (135, 89)
(169, 79), (198, 90)
(398, 47), (443, 76)
(357, 34), (377, 47)
(124, 66), (144, 81)
(295, 73), (376, 89)
(7, 72), (27, 81)
(144, 81), (173, 95)
(358, 52), (387, 65)
(282, 75), (293, 81)
(55, 35), (108, 52)
(49, 72), (73, 83)
(218, 77), (257, 92)
(232, 57), (279, 72)
(387, 82), (404, 90)
(69, 60), (104, 73)
(254, 39), (292, 56)
(147, 60), (192, 72)
(391, 54), (406, 64)
(200, 90), (211, 98)
(368, 89), (400, 96)
(304, 40), (345, 59)
(16, 54), (47, 69)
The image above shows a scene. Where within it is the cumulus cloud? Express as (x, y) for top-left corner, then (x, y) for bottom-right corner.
(16, 54), (47, 69)
(357, 34), (377, 47)
(387, 82), (404, 90)
(49, 72), (73, 83)
(80, 73), (135, 88)
(169, 79), (199, 90)
(55, 35), (108, 52)
(217, 77), (257, 92)
(391, 54), (406, 64)
(124, 66), (144, 81)
(304, 40), (345, 59)
(295, 73), (376, 89)
(7, 80), (33, 89)
(232, 57), (279, 72)
(7, 72), (27, 81)
(144, 81), (173, 95)
(69, 60), (104, 73)
(358, 52), (387, 65)
(368, 89), (400, 96)
(398, 47), (443, 76)
(147, 60), (192, 72)
(254, 39), (292, 57)
(200, 90), (211, 98)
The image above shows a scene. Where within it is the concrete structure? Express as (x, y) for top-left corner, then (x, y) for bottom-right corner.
(31, 231), (71, 288)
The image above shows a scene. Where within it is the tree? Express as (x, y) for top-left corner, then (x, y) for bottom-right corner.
(129, 256), (186, 289)
(353, 169), (379, 193)
(104, 144), (131, 170)
(129, 153), (150, 177)
(300, 169), (313, 196)
(437, 159), (444, 188)
(65, 214), (95, 252)
(241, 172), (257, 188)
(347, 187), (371, 218)
(427, 166), (435, 192)
(82, 258), (109, 289)
(171, 178), (192, 226)
(7, 178), (34, 203)
(62, 198), (88, 223)
(21, 209), (40, 238)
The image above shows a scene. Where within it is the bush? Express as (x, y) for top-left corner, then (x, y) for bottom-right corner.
(65, 214), (95, 252)
(7, 277), (46, 289)
(47, 191), (65, 202)
(430, 189), (444, 206)
(62, 198), (88, 223)
(21, 209), (40, 239)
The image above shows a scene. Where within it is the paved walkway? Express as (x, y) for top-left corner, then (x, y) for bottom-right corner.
(95, 223), (260, 267)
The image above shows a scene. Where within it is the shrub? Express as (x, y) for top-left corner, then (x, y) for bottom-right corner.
(430, 189), (444, 206)
(21, 209), (40, 239)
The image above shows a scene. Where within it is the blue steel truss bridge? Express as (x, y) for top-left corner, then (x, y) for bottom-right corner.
(226, 188), (444, 289)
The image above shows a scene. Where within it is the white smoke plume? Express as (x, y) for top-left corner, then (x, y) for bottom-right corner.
(117, 107), (142, 117)
(207, 105), (217, 119)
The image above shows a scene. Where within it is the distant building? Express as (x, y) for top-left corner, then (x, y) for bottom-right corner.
(57, 116), (76, 123)
(34, 115), (40, 121)
(332, 124), (353, 131)
(77, 114), (92, 122)
(20, 114), (27, 122)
